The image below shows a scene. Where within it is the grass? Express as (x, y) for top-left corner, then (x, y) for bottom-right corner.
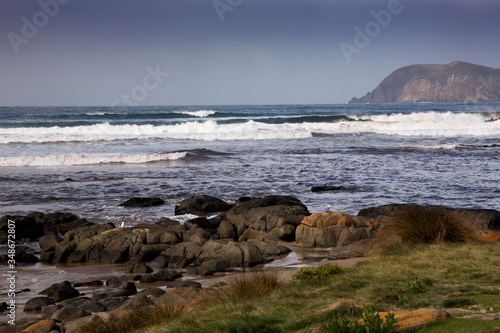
(135, 242), (500, 333)
(77, 304), (185, 333)
(369, 205), (480, 256)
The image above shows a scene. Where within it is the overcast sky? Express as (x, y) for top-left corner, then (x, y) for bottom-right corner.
(1, 0), (500, 106)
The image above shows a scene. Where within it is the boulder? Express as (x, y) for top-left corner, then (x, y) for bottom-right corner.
(98, 297), (129, 311)
(221, 196), (309, 242)
(39, 234), (62, 251)
(52, 286), (80, 302)
(156, 217), (180, 227)
(59, 298), (106, 313)
(21, 319), (56, 333)
(217, 220), (237, 240)
(198, 259), (227, 276)
(139, 274), (171, 283)
(126, 261), (153, 274)
(0, 215), (42, 243)
(91, 282), (137, 301)
(119, 197), (165, 207)
(296, 211), (371, 249)
(24, 297), (55, 313)
(175, 195), (234, 216)
(156, 268), (182, 280)
(50, 305), (90, 323)
(140, 287), (166, 298)
(199, 240), (265, 267)
(40, 281), (72, 298)
(73, 280), (104, 288)
(119, 294), (154, 310)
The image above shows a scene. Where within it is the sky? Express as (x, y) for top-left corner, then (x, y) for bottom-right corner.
(1, 0), (500, 107)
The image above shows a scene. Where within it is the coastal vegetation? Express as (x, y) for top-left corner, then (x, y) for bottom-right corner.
(79, 242), (500, 333)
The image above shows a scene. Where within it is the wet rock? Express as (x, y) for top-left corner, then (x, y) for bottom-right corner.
(0, 302), (7, 312)
(165, 280), (202, 289)
(24, 297), (55, 313)
(310, 185), (344, 192)
(119, 197), (165, 207)
(39, 234), (62, 251)
(148, 255), (169, 270)
(254, 242), (291, 256)
(91, 282), (137, 301)
(139, 274), (171, 283)
(175, 195), (234, 216)
(198, 259), (227, 276)
(0, 215), (42, 243)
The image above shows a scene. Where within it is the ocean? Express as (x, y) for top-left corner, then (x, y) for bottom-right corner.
(1, 103), (499, 227)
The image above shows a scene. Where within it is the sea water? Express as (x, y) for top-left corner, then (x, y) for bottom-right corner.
(0, 103), (499, 226)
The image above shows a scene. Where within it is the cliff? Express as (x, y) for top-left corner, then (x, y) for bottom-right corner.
(349, 61), (500, 103)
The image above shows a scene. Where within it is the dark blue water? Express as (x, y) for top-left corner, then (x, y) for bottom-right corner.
(0, 103), (499, 225)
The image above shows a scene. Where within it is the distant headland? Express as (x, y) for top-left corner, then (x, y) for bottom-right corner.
(349, 61), (500, 103)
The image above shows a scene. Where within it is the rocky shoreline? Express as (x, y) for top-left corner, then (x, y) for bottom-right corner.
(1, 195), (499, 332)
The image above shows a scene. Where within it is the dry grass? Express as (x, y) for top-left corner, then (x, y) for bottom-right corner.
(370, 205), (480, 256)
(207, 271), (284, 304)
(77, 304), (185, 333)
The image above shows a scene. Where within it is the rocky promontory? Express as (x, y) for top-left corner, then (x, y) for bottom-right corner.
(349, 61), (500, 103)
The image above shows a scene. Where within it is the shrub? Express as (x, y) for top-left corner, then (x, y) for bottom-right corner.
(402, 277), (427, 294)
(370, 205), (479, 255)
(442, 297), (475, 308)
(293, 263), (343, 281)
(326, 309), (398, 333)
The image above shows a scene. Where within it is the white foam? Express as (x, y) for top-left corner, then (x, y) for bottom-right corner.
(0, 112), (497, 144)
(0, 152), (187, 167)
(177, 110), (217, 118)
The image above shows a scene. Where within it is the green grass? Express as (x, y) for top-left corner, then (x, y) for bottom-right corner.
(133, 242), (500, 333)
(415, 318), (500, 333)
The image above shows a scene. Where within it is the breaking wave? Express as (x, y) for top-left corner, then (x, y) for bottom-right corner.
(0, 152), (187, 167)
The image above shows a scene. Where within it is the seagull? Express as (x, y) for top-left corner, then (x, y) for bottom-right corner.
(120, 222), (125, 229)
(325, 205), (331, 212)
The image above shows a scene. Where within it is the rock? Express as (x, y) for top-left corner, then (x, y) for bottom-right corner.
(24, 297), (55, 313)
(119, 293), (154, 310)
(296, 211), (371, 248)
(362, 309), (450, 331)
(106, 276), (129, 288)
(41, 304), (63, 318)
(139, 274), (171, 283)
(59, 298), (106, 313)
(119, 197), (165, 207)
(98, 297), (130, 311)
(40, 281), (72, 298)
(217, 220), (236, 239)
(91, 282), (137, 301)
(156, 268), (182, 280)
(63, 314), (102, 333)
(175, 195), (234, 216)
(221, 195), (309, 242)
(198, 259), (227, 276)
(156, 217), (180, 227)
(0, 250), (40, 264)
(21, 319), (56, 333)
(254, 242), (291, 256)
(140, 287), (166, 298)
(118, 197), (165, 207)
(0, 215), (42, 242)
(154, 289), (200, 306)
(148, 255), (169, 270)
(52, 286), (80, 302)
(73, 280), (104, 288)
(0, 302), (7, 312)
(126, 261), (153, 274)
(164, 280), (202, 289)
(39, 234), (62, 251)
(310, 185), (344, 192)
(183, 228), (210, 244)
(162, 242), (203, 265)
(50, 305), (90, 323)
(199, 240), (265, 267)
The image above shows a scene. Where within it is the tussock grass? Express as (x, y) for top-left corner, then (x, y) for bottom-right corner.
(77, 304), (185, 333)
(207, 271), (284, 305)
(370, 205), (480, 256)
